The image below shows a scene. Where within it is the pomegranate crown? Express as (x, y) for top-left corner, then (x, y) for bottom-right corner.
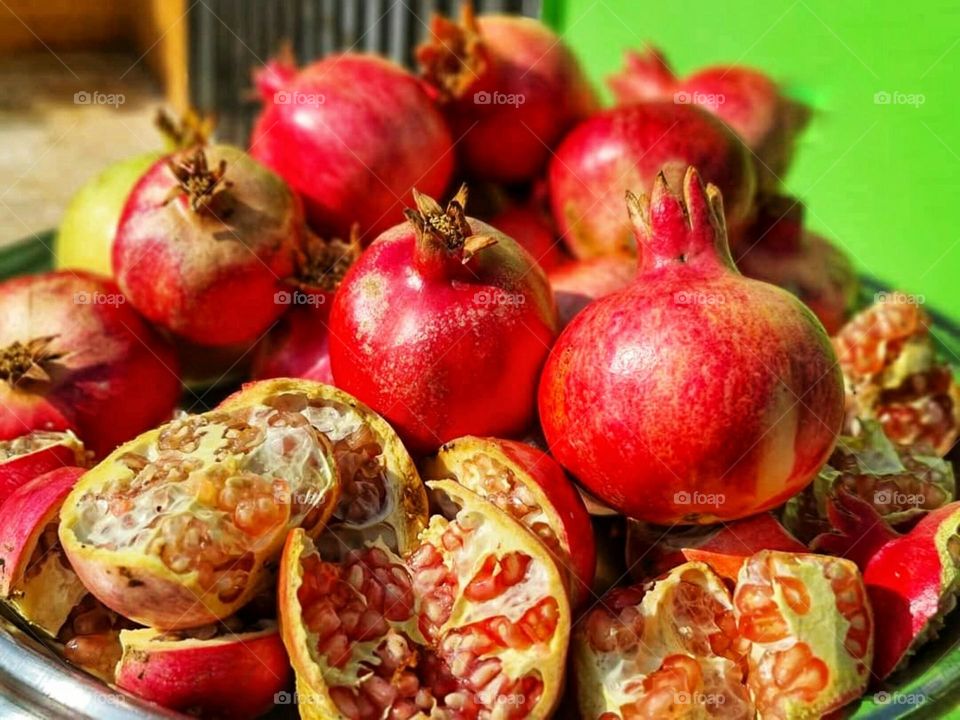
(292, 226), (362, 292)
(405, 184), (496, 264)
(164, 148), (232, 214)
(626, 166), (734, 270)
(417, 0), (488, 100)
(607, 44), (678, 103)
(0, 335), (64, 386)
(154, 107), (214, 151)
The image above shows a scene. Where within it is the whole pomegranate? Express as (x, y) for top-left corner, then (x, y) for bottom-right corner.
(251, 53), (454, 240)
(549, 102), (755, 259)
(608, 46), (810, 188)
(539, 167), (844, 523)
(0, 272), (181, 458)
(330, 185), (558, 453)
(113, 145), (304, 347)
(417, 5), (597, 183)
(251, 230), (361, 384)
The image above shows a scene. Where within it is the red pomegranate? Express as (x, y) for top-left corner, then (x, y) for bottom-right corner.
(113, 145), (304, 347)
(539, 167), (844, 523)
(251, 230), (361, 384)
(607, 46), (810, 188)
(330, 185), (558, 453)
(548, 254), (636, 328)
(251, 52), (454, 240)
(417, 5), (597, 183)
(489, 202), (565, 272)
(0, 272), (181, 458)
(735, 194), (858, 334)
(549, 102), (755, 259)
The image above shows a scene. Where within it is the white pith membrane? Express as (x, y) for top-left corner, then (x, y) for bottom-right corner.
(733, 551), (871, 719)
(575, 562), (753, 719)
(292, 481), (566, 720)
(0, 430), (81, 462)
(70, 394), (339, 603)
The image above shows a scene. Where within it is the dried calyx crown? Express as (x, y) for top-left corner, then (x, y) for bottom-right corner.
(164, 148), (232, 214)
(293, 226), (362, 292)
(0, 335), (64, 386)
(417, 0), (487, 100)
(626, 166), (733, 270)
(405, 184), (496, 263)
(155, 108), (215, 150)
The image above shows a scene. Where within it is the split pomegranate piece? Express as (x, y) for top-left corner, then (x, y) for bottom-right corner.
(59, 380), (344, 629)
(734, 550), (873, 717)
(548, 103), (755, 259)
(0, 466), (88, 636)
(813, 493), (960, 680)
(116, 620), (291, 718)
(113, 145), (306, 347)
(607, 45), (810, 188)
(417, 4), (597, 184)
(626, 514), (806, 583)
(422, 435), (595, 608)
(252, 230), (362, 385)
(219, 379), (429, 558)
(0, 271), (181, 458)
(573, 561), (753, 719)
(540, 167), (844, 523)
(548, 255), (636, 329)
(833, 295), (960, 455)
(330, 185), (558, 453)
(279, 479), (570, 720)
(58, 593), (135, 681)
(0, 430), (87, 505)
(784, 420), (955, 542)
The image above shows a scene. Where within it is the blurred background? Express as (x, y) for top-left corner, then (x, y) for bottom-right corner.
(0, 0), (956, 312)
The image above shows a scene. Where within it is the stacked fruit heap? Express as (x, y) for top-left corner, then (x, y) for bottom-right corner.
(1, 5), (958, 720)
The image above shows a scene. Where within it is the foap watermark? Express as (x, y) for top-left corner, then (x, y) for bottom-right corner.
(675, 691), (727, 708)
(674, 290), (725, 306)
(674, 90), (725, 106)
(74, 291), (125, 307)
(274, 90), (326, 107)
(874, 290), (924, 306)
(874, 90), (925, 107)
(873, 691), (926, 706)
(874, 489), (926, 508)
(474, 90), (525, 107)
(275, 290), (326, 307)
(474, 289), (526, 306)
(674, 490), (726, 508)
(74, 90), (125, 108)
(495, 693), (527, 708)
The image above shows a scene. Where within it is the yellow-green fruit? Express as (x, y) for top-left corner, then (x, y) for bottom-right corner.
(55, 152), (160, 275)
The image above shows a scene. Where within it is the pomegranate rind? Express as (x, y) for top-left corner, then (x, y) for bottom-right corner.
(573, 561), (753, 719)
(220, 378), (428, 555)
(0, 466), (87, 634)
(59, 396), (341, 629)
(116, 623), (291, 718)
(0, 430), (87, 506)
(422, 435), (596, 608)
(734, 551), (873, 718)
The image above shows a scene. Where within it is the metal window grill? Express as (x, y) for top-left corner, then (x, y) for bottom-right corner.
(189, 0), (541, 144)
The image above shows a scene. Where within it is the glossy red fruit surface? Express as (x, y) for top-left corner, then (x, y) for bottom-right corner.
(418, 6), (597, 183)
(0, 271), (181, 458)
(548, 102), (755, 259)
(114, 145), (304, 346)
(539, 168), (844, 523)
(608, 46), (809, 188)
(0, 430), (87, 505)
(330, 186), (558, 453)
(422, 435), (596, 608)
(251, 53), (454, 240)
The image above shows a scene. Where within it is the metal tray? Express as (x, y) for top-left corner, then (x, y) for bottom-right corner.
(1, 233), (959, 719)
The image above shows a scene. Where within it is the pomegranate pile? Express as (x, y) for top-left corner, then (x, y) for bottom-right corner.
(3, 4), (956, 719)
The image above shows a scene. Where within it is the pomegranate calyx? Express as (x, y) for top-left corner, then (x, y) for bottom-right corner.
(607, 45), (678, 103)
(0, 336), (64, 386)
(417, 1), (490, 101)
(163, 148), (233, 215)
(154, 108), (214, 151)
(253, 42), (299, 102)
(292, 226), (361, 293)
(407, 185), (497, 274)
(627, 165), (735, 273)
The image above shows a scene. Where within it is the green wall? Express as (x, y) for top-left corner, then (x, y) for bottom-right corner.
(543, 0), (959, 318)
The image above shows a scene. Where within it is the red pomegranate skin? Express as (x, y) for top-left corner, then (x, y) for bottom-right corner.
(330, 190), (558, 453)
(251, 53), (454, 240)
(608, 47), (810, 188)
(0, 272), (181, 458)
(113, 145), (303, 347)
(548, 255), (636, 328)
(251, 287), (334, 385)
(418, 11), (597, 184)
(539, 168), (843, 524)
(489, 203), (565, 272)
(548, 101), (755, 259)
